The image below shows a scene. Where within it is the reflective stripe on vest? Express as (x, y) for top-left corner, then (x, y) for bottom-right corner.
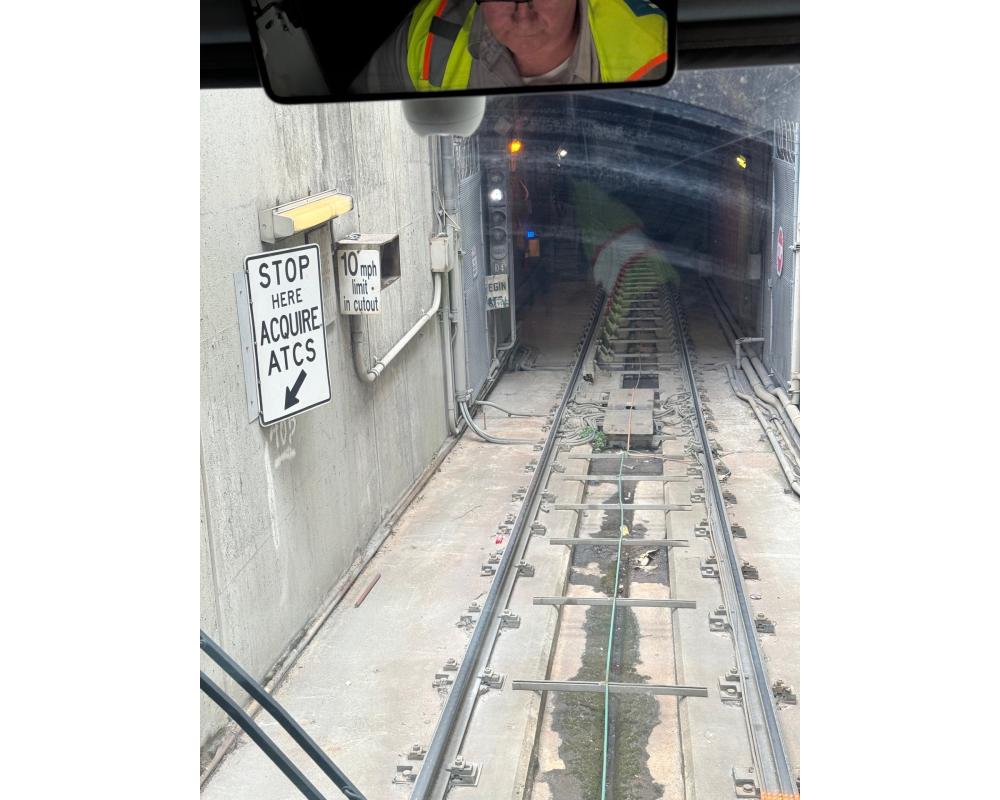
(407, 0), (476, 90)
(406, 0), (667, 91)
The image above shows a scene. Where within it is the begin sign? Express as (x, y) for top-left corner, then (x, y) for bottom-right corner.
(487, 274), (510, 310)
(245, 244), (332, 426)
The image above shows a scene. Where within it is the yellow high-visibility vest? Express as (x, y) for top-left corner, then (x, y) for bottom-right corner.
(406, 0), (668, 91)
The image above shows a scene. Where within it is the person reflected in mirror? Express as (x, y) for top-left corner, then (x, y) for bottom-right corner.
(349, 0), (667, 94)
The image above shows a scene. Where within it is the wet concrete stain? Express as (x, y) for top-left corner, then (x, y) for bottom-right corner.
(537, 451), (665, 800)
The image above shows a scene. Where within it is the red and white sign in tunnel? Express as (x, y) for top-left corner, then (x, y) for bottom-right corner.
(776, 226), (784, 277)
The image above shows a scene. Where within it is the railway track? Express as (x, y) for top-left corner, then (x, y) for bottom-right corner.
(668, 284), (798, 797)
(409, 265), (797, 800)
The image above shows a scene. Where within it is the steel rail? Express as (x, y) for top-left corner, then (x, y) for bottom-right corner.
(409, 289), (608, 800)
(666, 289), (797, 795)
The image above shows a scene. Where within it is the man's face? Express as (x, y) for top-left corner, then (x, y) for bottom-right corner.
(478, 0), (579, 53)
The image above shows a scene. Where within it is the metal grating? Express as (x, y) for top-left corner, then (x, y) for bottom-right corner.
(764, 119), (799, 388)
(774, 120), (799, 164)
(452, 135), (480, 183)
(622, 374), (659, 389)
(458, 170), (491, 399)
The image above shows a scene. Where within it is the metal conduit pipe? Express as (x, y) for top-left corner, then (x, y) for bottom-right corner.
(702, 279), (801, 446)
(351, 272), (442, 383)
(474, 400), (535, 417)
(706, 281), (800, 430)
(740, 357), (791, 429)
(750, 356), (801, 433)
(430, 138), (466, 436)
(727, 365), (799, 495)
(458, 400), (533, 445)
(438, 273), (463, 435)
(440, 315), (461, 434)
(744, 353), (800, 443)
(740, 356), (799, 462)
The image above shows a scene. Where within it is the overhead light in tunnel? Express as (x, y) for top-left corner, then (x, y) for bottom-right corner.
(508, 139), (523, 155)
(557, 148), (568, 159)
(489, 188), (504, 203)
(736, 154), (748, 169)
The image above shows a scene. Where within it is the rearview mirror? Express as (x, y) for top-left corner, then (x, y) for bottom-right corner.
(241, 0), (676, 104)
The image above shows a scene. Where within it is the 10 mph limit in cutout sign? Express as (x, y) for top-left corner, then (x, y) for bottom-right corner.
(244, 244), (332, 426)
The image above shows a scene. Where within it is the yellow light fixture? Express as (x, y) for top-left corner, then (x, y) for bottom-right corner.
(259, 190), (354, 243)
(736, 154), (748, 169)
(508, 139), (523, 155)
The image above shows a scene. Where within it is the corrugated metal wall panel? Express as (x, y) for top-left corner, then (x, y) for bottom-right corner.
(764, 121), (799, 389)
(458, 171), (490, 399)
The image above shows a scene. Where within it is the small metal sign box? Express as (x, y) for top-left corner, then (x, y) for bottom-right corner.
(244, 244), (332, 426)
(335, 233), (401, 315)
(486, 273), (510, 310)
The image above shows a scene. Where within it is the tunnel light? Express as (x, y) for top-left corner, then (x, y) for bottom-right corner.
(557, 148), (568, 159)
(736, 154), (748, 169)
(508, 139), (523, 155)
(258, 190), (354, 243)
(489, 188), (504, 203)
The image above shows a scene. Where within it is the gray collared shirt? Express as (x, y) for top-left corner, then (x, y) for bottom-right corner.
(350, 0), (600, 94)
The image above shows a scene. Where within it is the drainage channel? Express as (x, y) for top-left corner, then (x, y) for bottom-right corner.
(517, 262), (707, 800)
(667, 286), (798, 797)
(409, 289), (607, 800)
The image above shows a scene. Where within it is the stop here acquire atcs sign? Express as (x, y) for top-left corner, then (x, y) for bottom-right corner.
(244, 244), (332, 426)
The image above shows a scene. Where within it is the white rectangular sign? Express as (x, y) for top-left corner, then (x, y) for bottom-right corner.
(486, 273), (510, 310)
(337, 248), (382, 314)
(245, 244), (332, 426)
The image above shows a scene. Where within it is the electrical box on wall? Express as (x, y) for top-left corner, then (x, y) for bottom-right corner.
(334, 234), (400, 315)
(430, 233), (452, 273)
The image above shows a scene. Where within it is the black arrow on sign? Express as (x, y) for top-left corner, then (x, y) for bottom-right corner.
(284, 369), (307, 409)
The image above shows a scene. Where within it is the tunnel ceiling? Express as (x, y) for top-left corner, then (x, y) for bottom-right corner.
(480, 87), (774, 247)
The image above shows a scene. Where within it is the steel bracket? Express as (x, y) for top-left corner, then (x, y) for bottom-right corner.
(733, 766), (760, 797)
(447, 756), (481, 787)
(754, 613), (775, 633)
(432, 673), (454, 690)
(719, 667), (743, 704)
(709, 605), (731, 632)
(480, 666), (505, 689)
(772, 679), (797, 705)
(700, 555), (719, 578)
(499, 610), (521, 629)
(408, 744), (427, 760)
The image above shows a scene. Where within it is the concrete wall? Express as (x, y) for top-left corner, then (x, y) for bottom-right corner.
(200, 89), (448, 748)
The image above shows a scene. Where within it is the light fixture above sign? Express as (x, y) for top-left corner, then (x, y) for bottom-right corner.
(258, 190), (354, 243)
